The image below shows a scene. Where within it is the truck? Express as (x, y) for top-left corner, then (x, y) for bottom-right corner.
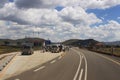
(21, 43), (34, 55)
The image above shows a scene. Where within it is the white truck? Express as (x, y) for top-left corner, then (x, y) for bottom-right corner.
(21, 43), (34, 55)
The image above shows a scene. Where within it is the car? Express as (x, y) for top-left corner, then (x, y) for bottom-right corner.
(51, 45), (59, 53)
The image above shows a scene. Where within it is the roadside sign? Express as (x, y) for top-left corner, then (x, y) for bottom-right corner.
(45, 40), (51, 46)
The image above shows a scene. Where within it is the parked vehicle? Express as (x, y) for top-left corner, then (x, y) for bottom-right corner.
(21, 43), (34, 55)
(51, 45), (60, 53)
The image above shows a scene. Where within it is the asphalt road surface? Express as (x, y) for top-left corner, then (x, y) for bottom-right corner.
(6, 48), (120, 80)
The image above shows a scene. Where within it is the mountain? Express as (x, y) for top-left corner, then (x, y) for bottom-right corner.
(15, 38), (45, 43)
(0, 38), (45, 46)
(62, 39), (81, 45)
(63, 39), (99, 47)
(0, 39), (14, 45)
(104, 41), (120, 46)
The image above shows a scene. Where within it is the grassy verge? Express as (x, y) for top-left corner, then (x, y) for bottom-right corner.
(0, 46), (42, 55)
(0, 46), (20, 55)
(89, 47), (120, 57)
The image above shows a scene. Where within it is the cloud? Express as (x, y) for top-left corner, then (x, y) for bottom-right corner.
(0, 3), (61, 26)
(0, 19), (120, 42)
(87, 20), (120, 41)
(0, 20), (29, 39)
(0, 3), (101, 27)
(14, 0), (120, 9)
(78, 0), (120, 9)
(0, 0), (8, 8)
(15, 0), (61, 9)
(0, 1), (120, 42)
(59, 6), (102, 26)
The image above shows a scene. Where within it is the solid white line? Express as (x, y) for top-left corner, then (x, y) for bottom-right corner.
(72, 48), (88, 80)
(94, 53), (120, 66)
(73, 53), (83, 80)
(34, 66), (45, 72)
(82, 54), (87, 80)
(79, 69), (84, 80)
(50, 60), (56, 64)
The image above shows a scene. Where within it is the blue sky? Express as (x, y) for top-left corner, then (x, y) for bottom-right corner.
(9, 0), (14, 2)
(55, 6), (64, 11)
(87, 5), (120, 24)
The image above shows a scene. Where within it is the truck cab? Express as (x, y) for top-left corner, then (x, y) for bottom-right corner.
(21, 43), (34, 55)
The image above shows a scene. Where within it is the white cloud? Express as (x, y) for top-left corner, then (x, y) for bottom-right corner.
(59, 6), (102, 26)
(14, 0), (120, 9)
(0, 3), (61, 26)
(0, 20), (29, 39)
(0, 1), (120, 42)
(0, 3), (101, 27)
(87, 20), (120, 41)
(1, 19), (120, 42)
(0, 0), (8, 8)
(77, 0), (120, 9)
(15, 0), (61, 9)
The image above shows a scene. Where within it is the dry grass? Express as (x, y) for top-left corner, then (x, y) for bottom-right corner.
(94, 47), (120, 56)
(113, 48), (120, 56)
(0, 46), (42, 55)
(0, 46), (20, 55)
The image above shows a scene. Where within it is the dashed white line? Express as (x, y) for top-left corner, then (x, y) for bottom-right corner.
(79, 69), (84, 80)
(34, 66), (45, 72)
(50, 60), (56, 64)
(58, 56), (62, 60)
(15, 79), (20, 80)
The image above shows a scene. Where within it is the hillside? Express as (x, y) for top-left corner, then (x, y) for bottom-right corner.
(63, 39), (99, 47)
(104, 41), (120, 46)
(0, 38), (45, 46)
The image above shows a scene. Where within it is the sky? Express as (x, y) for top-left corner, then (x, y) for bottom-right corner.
(0, 0), (120, 42)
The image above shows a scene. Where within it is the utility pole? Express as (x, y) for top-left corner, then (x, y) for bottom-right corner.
(111, 45), (114, 56)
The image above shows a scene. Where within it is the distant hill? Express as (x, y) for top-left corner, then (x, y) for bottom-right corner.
(0, 38), (45, 46)
(63, 39), (99, 47)
(0, 39), (14, 45)
(16, 38), (45, 43)
(62, 39), (81, 45)
(104, 41), (120, 46)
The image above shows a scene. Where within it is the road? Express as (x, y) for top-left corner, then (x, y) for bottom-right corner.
(6, 48), (120, 80)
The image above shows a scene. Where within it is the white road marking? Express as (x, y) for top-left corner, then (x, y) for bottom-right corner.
(79, 69), (84, 80)
(73, 52), (83, 80)
(72, 48), (88, 80)
(50, 60), (56, 64)
(58, 56), (62, 60)
(15, 79), (20, 80)
(82, 53), (88, 80)
(94, 53), (120, 66)
(34, 66), (45, 72)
